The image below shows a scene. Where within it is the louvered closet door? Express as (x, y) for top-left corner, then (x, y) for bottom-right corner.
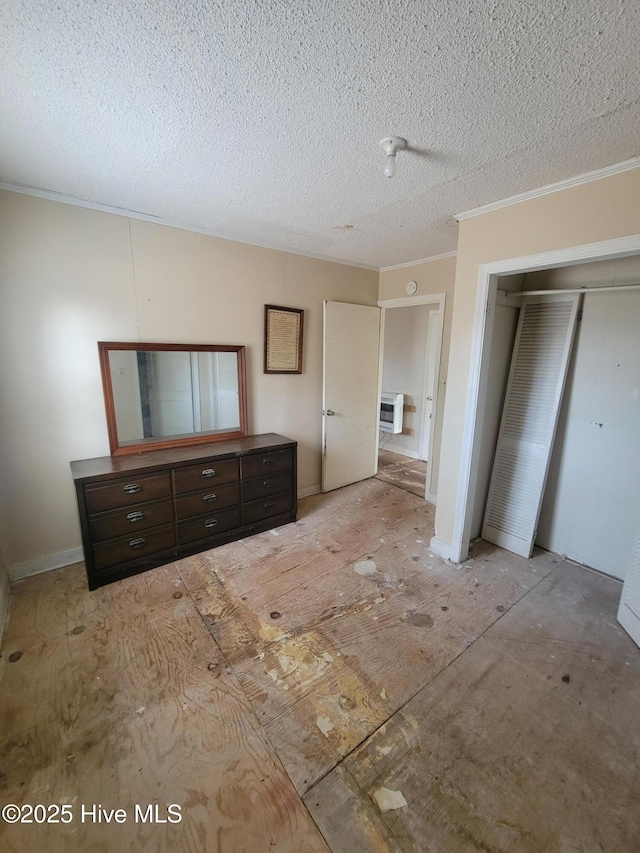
(618, 534), (640, 648)
(482, 293), (581, 558)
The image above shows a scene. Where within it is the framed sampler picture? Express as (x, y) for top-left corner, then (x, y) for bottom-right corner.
(264, 305), (304, 374)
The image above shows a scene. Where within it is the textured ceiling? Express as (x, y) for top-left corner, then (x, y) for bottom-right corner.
(1, 1), (639, 268)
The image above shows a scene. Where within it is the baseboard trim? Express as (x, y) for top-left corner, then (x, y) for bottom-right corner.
(429, 536), (452, 561)
(7, 492), (322, 579)
(9, 547), (84, 581)
(0, 569), (10, 645)
(381, 445), (423, 461)
(298, 484), (321, 499)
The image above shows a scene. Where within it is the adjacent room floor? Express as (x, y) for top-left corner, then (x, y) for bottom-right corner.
(376, 449), (427, 498)
(1, 478), (638, 852)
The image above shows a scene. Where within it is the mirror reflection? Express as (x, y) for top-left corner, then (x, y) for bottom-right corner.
(108, 349), (241, 444)
(98, 342), (247, 455)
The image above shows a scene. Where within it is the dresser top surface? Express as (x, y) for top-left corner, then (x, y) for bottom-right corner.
(70, 433), (296, 482)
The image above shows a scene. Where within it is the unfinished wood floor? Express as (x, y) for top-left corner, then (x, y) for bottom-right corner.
(1, 478), (639, 852)
(376, 449), (427, 497)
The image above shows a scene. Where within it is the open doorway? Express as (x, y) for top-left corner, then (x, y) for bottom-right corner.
(376, 294), (445, 503)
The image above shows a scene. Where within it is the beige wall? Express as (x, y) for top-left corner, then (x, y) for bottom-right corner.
(0, 191), (378, 573)
(435, 167), (640, 550)
(379, 255), (457, 495)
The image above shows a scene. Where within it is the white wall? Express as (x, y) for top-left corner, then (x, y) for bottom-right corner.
(0, 190), (378, 576)
(532, 258), (640, 580)
(381, 304), (431, 457)
(109, 350), (144, 441)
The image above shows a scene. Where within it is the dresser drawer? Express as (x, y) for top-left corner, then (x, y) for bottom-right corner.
(175, 483), (240, 520)
(89, 498), (174, 542)
(85, 472), (172, 514)
(93, 524), (176, 572)
(241, 448), (293, 480)
(241, 470), (292, 503)
(174, 458), (239, 494)
(242, 492), (293, 525)
(177, 507), (242, 545)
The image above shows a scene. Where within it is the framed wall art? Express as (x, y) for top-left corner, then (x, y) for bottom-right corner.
(264, 305), (304, 374)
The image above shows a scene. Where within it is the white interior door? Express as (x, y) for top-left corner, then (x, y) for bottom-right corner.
(482, 293), (581, 557)
(149, 351), (195, 436)
(618, 533), (640, 648)
(322, 301), (381, 492)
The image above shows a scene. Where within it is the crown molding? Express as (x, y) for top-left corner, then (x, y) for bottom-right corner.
(0, 181), (379, 271)
(455, 156), (640, 222)
(380, 250), (457, 272)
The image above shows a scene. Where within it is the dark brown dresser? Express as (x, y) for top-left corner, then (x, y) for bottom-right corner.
(71, 433), (297, 589)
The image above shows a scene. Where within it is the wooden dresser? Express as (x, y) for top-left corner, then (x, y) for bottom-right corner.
(71, 433), (297, 589)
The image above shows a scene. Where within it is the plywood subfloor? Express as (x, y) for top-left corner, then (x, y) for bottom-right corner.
(306, 557), (640, 853)
(0, 563), (328, 853)
(376, 450), (427, 498)
(177, 481), (561, 795)
(1, 477), (639, 852)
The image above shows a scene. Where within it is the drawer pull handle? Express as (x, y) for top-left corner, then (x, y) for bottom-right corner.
(205, 518), (219, 528)
(129, 537), (146, 548)
(203, 493), (217, 503)
(264, 501), (275, 509)
(202, 468), (216, 478)
(263, 479), (275, 488)
(127, 511), (144, 522)
(263, 457), (275, 465)
(123, 483), (141, 494)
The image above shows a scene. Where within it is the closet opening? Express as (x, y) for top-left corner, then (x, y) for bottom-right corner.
(472, 256), (640, 583)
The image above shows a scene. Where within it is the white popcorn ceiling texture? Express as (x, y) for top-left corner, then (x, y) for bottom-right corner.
(1, 1), (639, 268)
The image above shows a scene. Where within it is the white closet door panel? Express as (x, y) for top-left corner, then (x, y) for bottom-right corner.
(483, 295), (580, 558)
(536, 289), (640, 579)
(618, 533), (640, 648)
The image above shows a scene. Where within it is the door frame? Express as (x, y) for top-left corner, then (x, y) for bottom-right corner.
(441, 233), (640, 564)
(378, 292), (446, 503)
(419, 308), (442, 464)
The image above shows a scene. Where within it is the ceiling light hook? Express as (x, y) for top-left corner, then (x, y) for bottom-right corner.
(379, 136), (407, 178)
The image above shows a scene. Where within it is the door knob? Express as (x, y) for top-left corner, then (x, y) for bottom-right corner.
(324, 409), (335, 416)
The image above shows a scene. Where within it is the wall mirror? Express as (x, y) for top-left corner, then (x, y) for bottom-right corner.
(98, 342), (248, 456)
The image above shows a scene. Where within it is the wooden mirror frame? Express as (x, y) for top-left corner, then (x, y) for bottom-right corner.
(98, 342), (248, 456)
